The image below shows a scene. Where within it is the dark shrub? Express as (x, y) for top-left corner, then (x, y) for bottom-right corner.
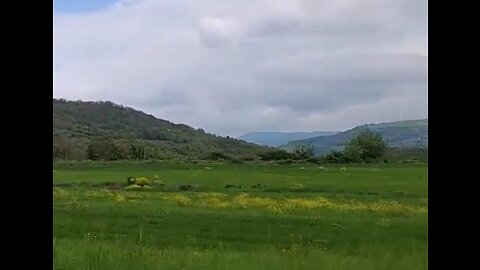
(127, 176), (136, 185)
(179, 184), (193, 191)
(259, 150), (293, 161)
(205, 151), (229, 161)
(278, 159), (294, 165)
(251, 183), (266, 189)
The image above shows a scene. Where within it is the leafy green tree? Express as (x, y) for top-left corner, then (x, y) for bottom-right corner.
(323, 151), (346, 163)
(343, 143), (364, 163)
(87, 144), (99, 160)
(292, 144), (314, 159)
(130, 144), (144, 160)
(345, 130), (386, 162)
(87, 136), (128, 160)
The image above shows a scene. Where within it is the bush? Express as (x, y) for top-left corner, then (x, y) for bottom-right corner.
(153, 180), (165, 186)
(323, 151), (346, 164)
(127, 176), (136, 185)
(252, 183), (266, 189)
(205, 151), (229, 161)
(179, 184), (193, 191)
(306, 157), (322, 164)
(126, 176), (151, 187)
(125, 184), (152, 191)
(290, 183), (306, 191)
(238, 154), (257, 161)
(125, 184), (143, 191)
(135, 177), (151, 186)
(259, 150), (293, 161)
(278, 159), (294, 165)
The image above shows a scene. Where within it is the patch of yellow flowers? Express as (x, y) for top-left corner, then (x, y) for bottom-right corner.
(159, 192), (427, 216)
(54, 188), (146, 206)
(53, 188), (82, 207)
(53, 188), (426, 216)
(85, 190), (129, 202)
(161, 193), (192, 206)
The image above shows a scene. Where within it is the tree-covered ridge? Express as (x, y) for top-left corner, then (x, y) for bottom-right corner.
(53, 99), (273, 160)
(282, 119), (428, 155)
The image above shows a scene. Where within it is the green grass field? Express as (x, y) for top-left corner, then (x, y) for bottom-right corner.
(53, 161), (428, 270)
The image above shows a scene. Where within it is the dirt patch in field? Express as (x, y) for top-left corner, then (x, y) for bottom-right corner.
(53, 183), (73, 187)
(53, 182), (124, 190)
(92, 182), (124, 190)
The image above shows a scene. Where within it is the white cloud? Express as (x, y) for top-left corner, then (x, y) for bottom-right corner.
(54, 0), (427, 136)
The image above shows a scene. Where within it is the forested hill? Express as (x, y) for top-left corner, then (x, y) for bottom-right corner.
(282, 119), (428, 155)
(53, 99), (271, 160)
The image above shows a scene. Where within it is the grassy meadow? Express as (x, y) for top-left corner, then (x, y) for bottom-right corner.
(53, 161), (428, 270)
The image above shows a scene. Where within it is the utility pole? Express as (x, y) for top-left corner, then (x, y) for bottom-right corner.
(65, 145), (68, 161)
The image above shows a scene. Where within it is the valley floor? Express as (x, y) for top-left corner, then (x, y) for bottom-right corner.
(53, 161), (428, 270)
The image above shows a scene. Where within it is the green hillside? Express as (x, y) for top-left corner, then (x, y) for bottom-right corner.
(53, 99), (272, 160)
(282, 119), (428, 155)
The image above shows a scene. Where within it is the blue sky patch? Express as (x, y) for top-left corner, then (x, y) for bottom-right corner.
(54, 0), (118, 13)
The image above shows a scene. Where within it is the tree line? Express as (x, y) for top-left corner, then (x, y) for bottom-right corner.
(288, 130), (426, 163)
(54, 129), (425, 163)
(322, 130), (387, 163)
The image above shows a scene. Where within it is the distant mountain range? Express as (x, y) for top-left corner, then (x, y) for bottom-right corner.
(280, 119), (428, 155)
(239, 131), (339, 147)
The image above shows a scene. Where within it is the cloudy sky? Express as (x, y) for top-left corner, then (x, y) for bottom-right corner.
(54, 0), (428, 137)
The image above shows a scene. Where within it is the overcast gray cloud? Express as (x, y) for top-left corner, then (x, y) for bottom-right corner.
(54, 0), (428, 137)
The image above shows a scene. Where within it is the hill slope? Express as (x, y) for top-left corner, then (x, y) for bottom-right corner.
(282, 119), (428, 155)
(53, 99), (272, 160)
(239, 131), (338, 147)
